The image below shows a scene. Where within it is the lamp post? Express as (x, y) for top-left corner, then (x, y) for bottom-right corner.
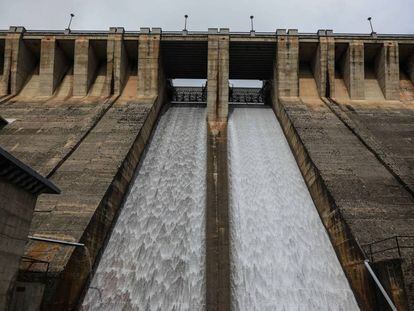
(184, 14), (188, 31)
(367, 17), (374, 34)
(67, 13), (75, 30)
(250, 15), (254, 32)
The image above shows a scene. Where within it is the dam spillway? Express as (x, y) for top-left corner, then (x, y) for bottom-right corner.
(80, 105), (361, 310)
(1, 27), (413, 310)
(81, 106), (207, 310)
(228, 107), (360, 310)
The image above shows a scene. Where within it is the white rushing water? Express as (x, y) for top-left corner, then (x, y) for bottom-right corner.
(82, 106), (206, 311)
(228, 107), (359, 311)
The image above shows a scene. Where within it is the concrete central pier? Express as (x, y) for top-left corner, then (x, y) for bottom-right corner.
(205, 28), (231, 311)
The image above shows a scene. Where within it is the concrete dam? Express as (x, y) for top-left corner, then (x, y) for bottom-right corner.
(0, 26), (413, 310)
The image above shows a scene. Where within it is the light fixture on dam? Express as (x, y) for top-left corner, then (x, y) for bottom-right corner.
(183, 14), (189, 31)
(367, 16), (375, 35)
(66, 13), (75, 33)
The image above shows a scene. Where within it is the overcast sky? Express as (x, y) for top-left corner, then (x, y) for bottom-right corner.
(0, 0), (413, 34)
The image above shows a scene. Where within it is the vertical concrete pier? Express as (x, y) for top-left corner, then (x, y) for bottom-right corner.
(207, 28), (229, 122)
(206, 28), (230, 311)
(73, 38), (95, 96)
(407, 53), (414, 84)
(39, 37), (70, 96)
(107, 27), (127, 96)
(312, 30), (335, 97)
(375, 41), (399, 100)
(274, 29), (299, 98)
(137, 28), (162, 99)
(1, 27), (37, 96)
(344, 41), (365, 99)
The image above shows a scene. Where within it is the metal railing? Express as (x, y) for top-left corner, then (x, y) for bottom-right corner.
(360, 235), (414, 310)
(20, 256), (50, 278)
(170, 86), (264, 104)
(362, 235), (414, 262)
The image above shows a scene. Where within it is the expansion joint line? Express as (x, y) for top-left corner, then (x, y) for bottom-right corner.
(322, 97), (414, 200)
(46, 94), (121, 179)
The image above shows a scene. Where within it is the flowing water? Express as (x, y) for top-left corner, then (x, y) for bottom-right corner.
(82, 106), (206, 310)
(228, 107), (359, 311)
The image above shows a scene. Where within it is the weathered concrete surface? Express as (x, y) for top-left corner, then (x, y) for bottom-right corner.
(1, 27), (38, 96)
(273, 29), (299, 98)
(326, 99), (414, 200)
(375, 42), (400, 100)
(0, 180), (35, 310)
(372, 259), (409, 310)
(329, 96), (414, 309)
(107, 27), (128, 96)
(206, 121), (230, 311)
(272, 90), (414, 309)
(73, 38), (112, 98)
(137, 29), (161, 99)
(310, 32), (335, 98)
(0, 30), (167, 310)
(39, 37), (70, 96)
(25, 97), (164, 309)
(207, 29), (229, 122)
(342, 41), (365, 100)
(0, 97), (114, 176)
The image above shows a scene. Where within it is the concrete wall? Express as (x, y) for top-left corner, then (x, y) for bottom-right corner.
(372, 259), (408, 311)
(207, 28), (229, 122)
(1, 28), (39, 96)
(137, 28), (161, 99)
(0, 179), (36, 310)
(107, 27), (128, 95)
(0, 29), (410, 102)
(39, 37), (70, 96)
(342, 41), (365, 100)
(374, 42), (400, 100)
(310, 31), (335, 98)
(73, 39), (98, 96)
(274, 29), (299, 98)
(0, 41), (4, 76)
(407, 53), (414, 84)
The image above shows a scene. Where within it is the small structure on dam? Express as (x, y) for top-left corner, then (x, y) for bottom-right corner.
(0, 147), (59, 310)
(0, 25), (413, 310)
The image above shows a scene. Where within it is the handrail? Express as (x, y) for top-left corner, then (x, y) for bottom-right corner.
(364, 260), (398, 311)
(28, 235), (85, 247)
(362, 235), (414, 262)
(363, 235), (414, 246)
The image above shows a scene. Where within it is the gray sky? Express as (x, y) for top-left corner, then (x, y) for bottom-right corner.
(0, 0), (413, 34)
